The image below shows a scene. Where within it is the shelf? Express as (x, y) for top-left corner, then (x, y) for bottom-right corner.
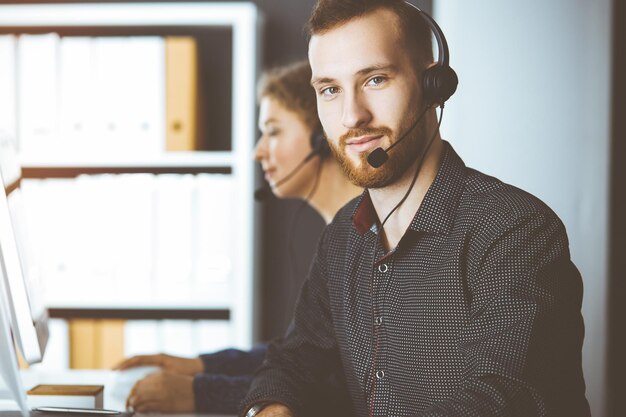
(19, 152), (237, 178)
(47, 307), (230, 321)
(22, 166), (232, 179)
(20, 151), (235, 168)
(0, 3), (258, 28)
(5, 178), (20, 196)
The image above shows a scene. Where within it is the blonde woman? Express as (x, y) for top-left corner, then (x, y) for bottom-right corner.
(115, 61), (360, 414)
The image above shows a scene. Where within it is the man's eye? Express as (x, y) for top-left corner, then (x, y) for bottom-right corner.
(366, 76), (386, 86)
(321, 86), (339, 97)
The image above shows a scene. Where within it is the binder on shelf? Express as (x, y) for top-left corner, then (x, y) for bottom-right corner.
(19, 179), (69, 306)
(59, 37), (95, 153)
(111, 174), (154, 305)
(165, 37), (198, 152)
(189, 174), (233, 306)
(92, 37), (135, 154)
(160, 320), (194, 357)
(124, 320), (233, 359)
(192, 174), (233, 302)
(68, 319), (124, 369)
(126, 37), (166, 155)
(193, 320), (233, 354)
(92, 37), (165, 156)
(16, 33), (60, 155)
(0, 35), (17, 144)
(124, 320), (159, 358)
(153, 174), (195, 303)
(68, 319), (97, 369)
(72, 175), (120, 303)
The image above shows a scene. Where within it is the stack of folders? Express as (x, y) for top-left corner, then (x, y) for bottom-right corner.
(19, 174), (234, 308)
(27, 385), (104, 409)
(0, 34), (199, 157)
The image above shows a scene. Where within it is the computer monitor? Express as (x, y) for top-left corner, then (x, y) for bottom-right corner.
(0, 137), (48, 364)
(0, 257), (29, 417)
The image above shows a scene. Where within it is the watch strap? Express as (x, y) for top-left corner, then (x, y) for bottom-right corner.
(245, 402), (268, 417)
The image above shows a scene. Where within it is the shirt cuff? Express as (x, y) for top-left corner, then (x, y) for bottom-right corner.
(199, 343), (268, 375)
(193, 373), (254, 414)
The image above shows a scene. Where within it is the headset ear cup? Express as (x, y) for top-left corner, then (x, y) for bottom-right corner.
(422, 65), (458, 106)
(310, 129), (331, 158)
(319, 139), (331, 158)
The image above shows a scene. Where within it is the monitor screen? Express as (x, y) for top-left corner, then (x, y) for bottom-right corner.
(0, 137), (48, 365)
(0, 250), (29, 417)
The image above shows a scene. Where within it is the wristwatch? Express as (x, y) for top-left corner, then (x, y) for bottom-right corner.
(245, 403), (268, 417)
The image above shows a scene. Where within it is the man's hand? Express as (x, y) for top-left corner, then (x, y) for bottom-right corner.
(126, 371), (195, 413)
(257, 404), (293, 417)
(113, 353), (203, 376)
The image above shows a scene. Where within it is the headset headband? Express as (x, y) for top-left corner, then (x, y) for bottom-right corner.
(404, 2), (450, 67)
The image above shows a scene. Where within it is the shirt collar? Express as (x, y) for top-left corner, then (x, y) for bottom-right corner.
(351, 141), (466, 236)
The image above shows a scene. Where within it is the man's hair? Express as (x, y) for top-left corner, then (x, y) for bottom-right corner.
(257, 60), (319, 131)
(306, 0), (434, 72)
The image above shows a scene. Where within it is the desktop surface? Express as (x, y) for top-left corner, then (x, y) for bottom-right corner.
(7, 370), (235, 417)
(0, 411), (133, 417)
(0, 410), (232, 417)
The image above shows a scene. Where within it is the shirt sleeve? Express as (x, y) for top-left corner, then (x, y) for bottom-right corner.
(193, 372), (254, 414)
(240, 227), (340, 416)
(200, 343), (268, 376)
(416, 210), (589, 417)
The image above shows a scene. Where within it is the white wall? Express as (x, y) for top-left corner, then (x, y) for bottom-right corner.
(434, 1), (612, 415)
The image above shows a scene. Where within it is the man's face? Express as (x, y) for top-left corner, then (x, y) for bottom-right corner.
(309, 8), (425, 188)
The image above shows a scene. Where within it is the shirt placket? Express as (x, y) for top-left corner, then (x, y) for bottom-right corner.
(369, 243), (393, 417)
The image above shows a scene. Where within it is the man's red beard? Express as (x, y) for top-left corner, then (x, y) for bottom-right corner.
(328, 120), (425, 189)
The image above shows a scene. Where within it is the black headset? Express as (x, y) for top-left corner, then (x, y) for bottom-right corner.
(367, 2), (458, 168)
(254, 125), (330, 202)
(407, 2), (458, 106)
(258, 2), (456, 196)
(309, 126), (331, 159)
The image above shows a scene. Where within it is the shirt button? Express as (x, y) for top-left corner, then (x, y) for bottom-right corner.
(375, 316), (383, 326)
(376, 370), (385, 379)
(378, 263), (389, 273)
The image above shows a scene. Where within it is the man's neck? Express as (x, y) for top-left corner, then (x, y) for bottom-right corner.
(369, 137), (444, 251)
(308, 159), (363, 225)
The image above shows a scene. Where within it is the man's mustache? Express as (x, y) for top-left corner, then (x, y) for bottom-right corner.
(339, 127), (393, 145)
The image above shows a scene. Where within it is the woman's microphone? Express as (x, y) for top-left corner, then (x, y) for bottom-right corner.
(254, 148), (319, 201)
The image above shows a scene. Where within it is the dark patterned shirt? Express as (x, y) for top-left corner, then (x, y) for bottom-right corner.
(194, 345), (352, 415)
(242, 142), (590, 417)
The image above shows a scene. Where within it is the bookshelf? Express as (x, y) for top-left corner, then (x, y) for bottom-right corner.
(0, 1), (262, 358)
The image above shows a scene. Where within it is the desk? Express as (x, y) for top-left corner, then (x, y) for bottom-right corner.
(0, 370), (234, 417)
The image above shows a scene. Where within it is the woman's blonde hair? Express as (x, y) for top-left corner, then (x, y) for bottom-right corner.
(257, 60), (319, 131)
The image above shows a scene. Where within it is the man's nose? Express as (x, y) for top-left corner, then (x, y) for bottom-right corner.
(341, 91), (372, 129)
